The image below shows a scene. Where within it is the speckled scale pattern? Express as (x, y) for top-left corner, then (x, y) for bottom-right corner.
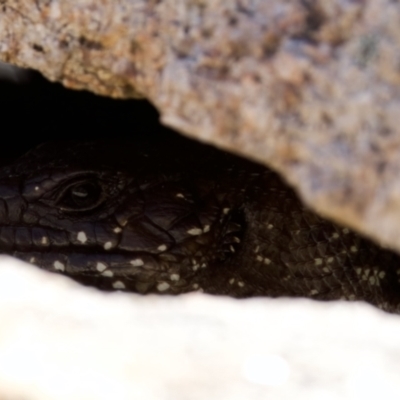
(0, 135), (400, 313)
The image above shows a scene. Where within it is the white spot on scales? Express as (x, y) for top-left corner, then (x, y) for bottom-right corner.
(112, 280), (125, 289)
(157, 282), (170, 292)
(362, 269), (371, 281)
(96, 262), (107, 272)
(130, 259), (144, 267)
(94, 262), (114, 277)
(157, 244), (167, 252)
(77, 231), (87, 244)
(369, 276), (376, 285)
(41, 236), (49, 245)
(53, 261), (65, 272)
(104, 241), (113, 250)
(187, 228), (202, 236)
(113, 227), (122, 233)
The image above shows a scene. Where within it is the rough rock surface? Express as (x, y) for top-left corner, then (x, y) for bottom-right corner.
(1, 0), (400, 252)
(0, 256), (400, 400)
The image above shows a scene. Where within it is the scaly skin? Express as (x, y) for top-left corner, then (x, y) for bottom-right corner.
(0, 135), (399, 313)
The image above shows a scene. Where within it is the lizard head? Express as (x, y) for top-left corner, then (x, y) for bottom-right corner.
(0, 138), (248, 294)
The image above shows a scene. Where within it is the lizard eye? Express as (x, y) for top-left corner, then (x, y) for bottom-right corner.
(56, 179), (103, 211)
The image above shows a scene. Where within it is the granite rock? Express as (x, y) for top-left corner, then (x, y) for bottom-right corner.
(1, 1), (400, 251)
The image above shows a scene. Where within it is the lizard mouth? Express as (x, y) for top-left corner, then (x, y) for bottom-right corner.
(4, 202), (245, 294)
(11, 249), (174, 292)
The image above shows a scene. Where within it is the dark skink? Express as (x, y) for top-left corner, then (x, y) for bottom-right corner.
(0, 135), (399, 313)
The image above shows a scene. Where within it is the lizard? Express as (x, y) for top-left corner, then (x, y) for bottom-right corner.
(0, 134), (399, 313)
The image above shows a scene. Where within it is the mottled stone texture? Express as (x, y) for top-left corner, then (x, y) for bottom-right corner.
(1, 1), (400, 251)
(1, 256), (400, 400)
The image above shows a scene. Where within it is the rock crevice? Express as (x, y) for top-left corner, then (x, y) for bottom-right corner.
(1, 0), (400, 251)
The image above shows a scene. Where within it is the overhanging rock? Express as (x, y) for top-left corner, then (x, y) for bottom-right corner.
(1, 1), (400, 251)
